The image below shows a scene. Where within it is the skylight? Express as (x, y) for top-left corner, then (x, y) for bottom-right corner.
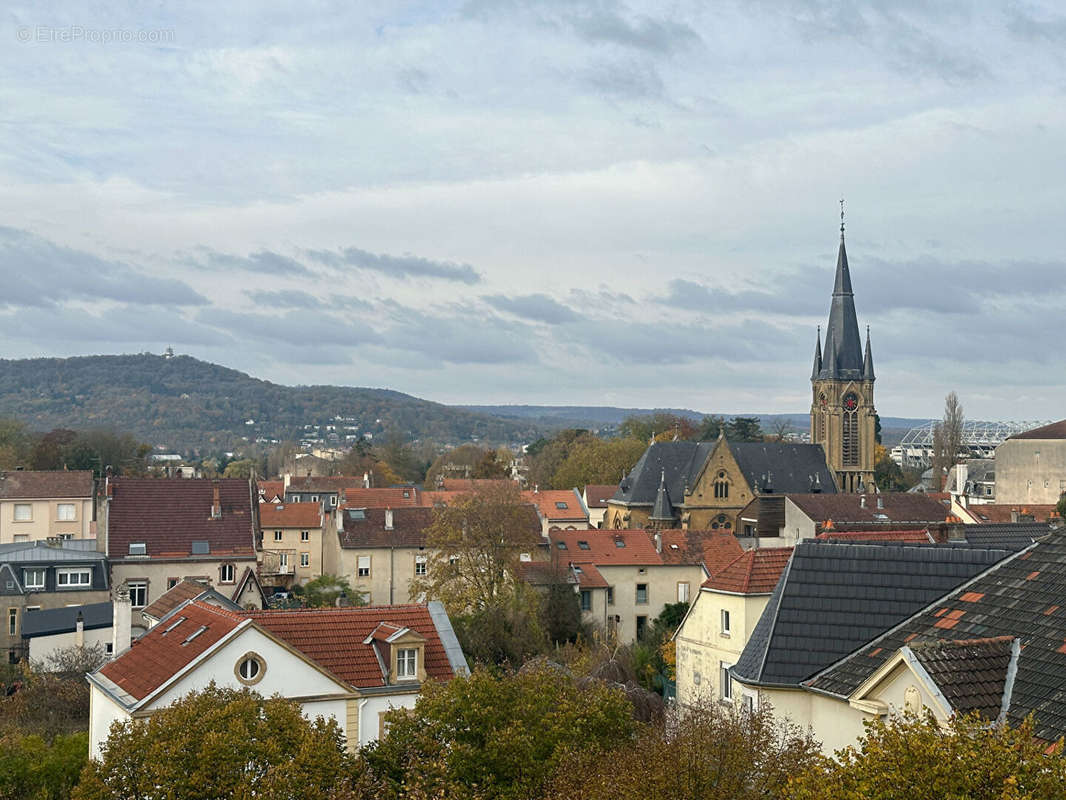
(577, 541), (590, 550)
(162, 616), (187, 635)
(615, 539), (625, 548)
(555, 501), (568, 509)
(556, 541), (567, 550)
(182, 625), (208, 645)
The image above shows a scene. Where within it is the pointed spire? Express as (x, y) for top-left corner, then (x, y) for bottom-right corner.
(650, 468), (674, 521)
(811, 326), (823, 381)
(819, 203), (864, 379)
(863, 325), (875, 381)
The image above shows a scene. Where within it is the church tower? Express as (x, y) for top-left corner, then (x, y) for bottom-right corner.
(810, 205), (876, 493)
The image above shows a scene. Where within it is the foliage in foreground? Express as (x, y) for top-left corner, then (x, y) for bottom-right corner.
(360, 664), (638, 800)
(786, 711), (1066, 800)
(73, 685), (360, 800)
(548, 702), (820, 800)
(0, 731), (88, 800)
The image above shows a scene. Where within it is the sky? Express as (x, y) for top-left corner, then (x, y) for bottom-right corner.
(2, 1), (1065, 421)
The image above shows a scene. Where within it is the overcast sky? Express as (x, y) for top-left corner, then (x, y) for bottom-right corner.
(2, 1), (1065, 420)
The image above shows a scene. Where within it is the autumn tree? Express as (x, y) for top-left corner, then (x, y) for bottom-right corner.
(619, 413), (700, 443)
(526, 429), (593, 489)
(222, 457), (257, 478)
(550, 436), (646, 490)
(548, 701), (819, 800)
(73, 685), (361, 800)
(359, 664), (638, 800)
(0, 730), (88, 800)
(873, 444), (909, 492)
(0, 417), (32, 470)
(786, 711), (1066, 800)
(298, 573), (362, 607)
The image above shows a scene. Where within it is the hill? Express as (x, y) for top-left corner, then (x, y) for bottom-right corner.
(0, 354), (542, 451)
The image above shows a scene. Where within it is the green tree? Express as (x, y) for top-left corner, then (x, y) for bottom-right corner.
(0, 417), (31, 470)
(632, 602), (689, 692)
(786, 711), (1066, 800)
(550, 436), (646, 490)
(0, 731), (88, 800)
(727, 416), (764, 442)
(222, 457), (257, 478)
(299, 573), (362, 607)
(619, 414), (700, 442)
(548, 701), (819, 800)
(697, 414), (728, 440)
(1057, 491), (1066, 520)
(526, 429), (592, 489)
(360, 665), (638, 800)
(74, 685), (361, 800)
(873, 444), (909, 492)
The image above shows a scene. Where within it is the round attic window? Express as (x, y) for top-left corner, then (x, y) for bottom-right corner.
(235, 652), (265, 686)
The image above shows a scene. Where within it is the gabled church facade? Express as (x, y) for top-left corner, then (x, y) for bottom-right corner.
(810, 213), (877, 493)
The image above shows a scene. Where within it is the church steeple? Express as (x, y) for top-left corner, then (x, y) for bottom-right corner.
(863, 326), (875, 381)
(811, 326), (822, 380)
(817, 204), (864, 380)
(649, 469), (675, 525)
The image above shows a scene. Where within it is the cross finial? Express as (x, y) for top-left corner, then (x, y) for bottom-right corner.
(839, 197), (845, 236)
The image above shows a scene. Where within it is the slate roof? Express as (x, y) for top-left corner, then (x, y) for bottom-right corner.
(909, 636), (1017, 720)
(258, 503), (323, 529)
(788, 492), (951, 527)
(815, 232), (869, 381)
(704, 547), (793, 594)
(1009, 420), (1066, 440)
(732, 541), (1010, 688)
(804, 530), (1066, 741)
(338, 507), (435, 548)
(21, 601), (113, 638)
(959, 522), (1054, 551)
(583, 485), (619, 509)
(107, 478), (257, 561)
(728, 442), (837, 495)
(612, 441), (714, 507)
(141, 578), (241, 621)
(0, 470), (94, 499)
(0, 540), (107, 563)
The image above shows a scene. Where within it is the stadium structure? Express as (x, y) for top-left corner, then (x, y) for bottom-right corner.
(890, 420), (1051, 469)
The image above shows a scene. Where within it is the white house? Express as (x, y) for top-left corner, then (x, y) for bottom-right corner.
(86, 599), (468, 759)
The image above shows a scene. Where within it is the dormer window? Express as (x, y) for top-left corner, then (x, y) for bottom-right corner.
(555, 501), (568, 510)
(397, 648), (417, 679)
(577, 540), (590, 550)
(556, 541), (567, 550)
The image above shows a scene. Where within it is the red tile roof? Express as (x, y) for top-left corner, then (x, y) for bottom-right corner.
(0, 470), (94, 499)
(257, 480), (284, 501)
(285, 475), (360, 492)
(339, 507), (436, 548)
(817, 529), (934, 544)
(549, 529), (663, 565)
(99, 601), (245, 701)
(258, 503), (323, 528)
(789, 492), (951, 527)
(524, 489), (588, 523)
(658, 529), (744, 575)
(418, 490), (470, 507)
(960, 504), (1057, 524)
(107, 478), (257, 561)
(141, 579), (210, 620)
(245, 604), (455, 687)
(435, 479), (513, 491)
(571, 562), (609, 589)
(703, 547), (793, 594)
(342, 487), (421, 508)
(583, 485), (619, 509)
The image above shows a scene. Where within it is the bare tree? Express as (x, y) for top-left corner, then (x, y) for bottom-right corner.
(931, 392), (964, 491)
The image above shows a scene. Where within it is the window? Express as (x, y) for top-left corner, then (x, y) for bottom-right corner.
(580, 590), (592, 612)
(415, 555), (427, 576)
(720, 662), (733, 700)
(167, 577), (179, 590)
(13, 504), (31, 522)
(606, 586), (614, 605)
(677, 582), (689, 603)
(713, 472), (729, 499)
(577, 540), (590, 550)
(13, 534), (28, 543)
(57, 503), (76, 521)
(128, 581), (147, 608)
(397, 648), (418, 679)
(300, 553), (310, 568)
(274, 530), (283, 542)
(636, 583), (648, 604)
(555, 501), (568, 509)
(128, 542), (146, 556)
(330, 496), (337, 507)
(556, 541), (567, 550)
(721, 609), (731, 635)
(358, 555), (371, 577)
(7, 609), (16, 636)
(842, 410), (859, 467)
(279, 553), (289, 568)
(615, 538), (625, 548)
(636, 615), (647, 641)
(23, 569), (46, 590)
(236, 653), (265, 685)
(220, 564), (235, 583)
(300, 530), (310, 542)
(57, 568), (91, 588)
(58, 533), (74, 541)
(310, 495), (319, 503)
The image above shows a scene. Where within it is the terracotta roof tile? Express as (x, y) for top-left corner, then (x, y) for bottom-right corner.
(549, 530), (663, 565)
(107, 478), (257, 561)
(583, 484), (619, 509)
(961, 504), (1057, 524)
(1009, 420), (1066, 440)
(257, 481), (285, 501)
(524, 489), (589, 523)
(570, 562), (609, 589)
(341, 487), (421, 508)
(703, 547), (793, 594)
(339, 507), (435, 548)
(817, 529), (933, 544)
(0, 470), (94, 499)
(789, 492), (950, 526)
(658, 529), (744, 574)
(141, 579), (210, 619)
(258, 503), (323, 528)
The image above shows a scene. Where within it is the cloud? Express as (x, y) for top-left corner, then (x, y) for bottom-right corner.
(483, 293), (579, 324)
(197, 308), (382, 347)
(0, 227), (207, 308)
(245, 289), (324, 309)
(192, 248), (317, 277)
(305, 247), (482, 283)
(568, 9), (702, 54)
(0, 306), (229, 347)
(379, 302), (537, 365)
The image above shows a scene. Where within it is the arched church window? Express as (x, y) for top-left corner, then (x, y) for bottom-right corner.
(842, 410), (859, 467)
(713, 471), (729, 499)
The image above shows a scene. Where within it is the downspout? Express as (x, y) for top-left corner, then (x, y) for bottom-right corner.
(390, 547), (395, 605)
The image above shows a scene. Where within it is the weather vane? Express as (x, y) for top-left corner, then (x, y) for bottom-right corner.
(839, 197), (845, 235)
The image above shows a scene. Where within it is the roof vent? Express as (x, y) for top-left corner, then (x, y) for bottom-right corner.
(162, 616), (187, 635)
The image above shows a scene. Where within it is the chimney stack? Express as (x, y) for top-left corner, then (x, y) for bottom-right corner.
(363, 472), (370, 489)
(112, 585), (132, 657)
(211, 481), (222, 519)
(654, 532), (662, 553)
(75, 610), (85, 648)
(860, 495), (866, 508)
(385, 508), (394, 530)
(877, 496), (884, 510)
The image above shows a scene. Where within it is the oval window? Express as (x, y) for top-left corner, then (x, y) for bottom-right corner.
(235, 652), (265, 685)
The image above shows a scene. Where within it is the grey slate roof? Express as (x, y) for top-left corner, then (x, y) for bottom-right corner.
(805, 529), (1066, 742)
(731, 541), (1010, 688)
(910, 636), (1017, 720)
(816, 233), (868, 381)
(728, 443), (836, 496)
(959, 522), (1053, 552)
(613, 441), (715, 506)
(0, 540), (105, 562)
(21, 601), (113, 638)
(650, 471), (674, 521)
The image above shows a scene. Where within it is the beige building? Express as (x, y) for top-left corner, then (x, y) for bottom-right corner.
(993, 420), (1066, 506)
(0, 471), (96, 545)
(257, 502), (326, 590)
(674, 547), (792, 708)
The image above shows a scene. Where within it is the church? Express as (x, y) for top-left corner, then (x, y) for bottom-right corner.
(606, 211), (878, 530)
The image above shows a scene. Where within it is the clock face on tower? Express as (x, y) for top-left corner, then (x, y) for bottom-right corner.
(843, 392), (859, 411)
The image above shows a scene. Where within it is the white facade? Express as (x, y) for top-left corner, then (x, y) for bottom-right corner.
(28, 625), (113, 664)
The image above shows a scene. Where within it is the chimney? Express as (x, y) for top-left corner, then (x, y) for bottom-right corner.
(75, 610), (85, 648)
(654, 532), (662, 553)
(362, 471), (370, 489)
(1011, 508), (1019, 523)
(876, 496), (884, 510)
(533, 484), (539, 494)
(385, 508), (394, 530)
(283, 473), (291, 489)
(860, 495), (866, 508)
(211, 481), (222, 519)
(112, 585), (132, 657)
